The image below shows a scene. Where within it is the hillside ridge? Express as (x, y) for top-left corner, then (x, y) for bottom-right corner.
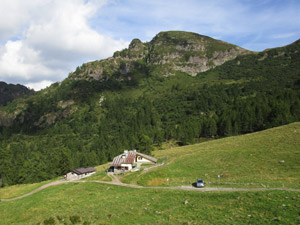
(0, 81), (34, 106)
(69, 30), (251, 81)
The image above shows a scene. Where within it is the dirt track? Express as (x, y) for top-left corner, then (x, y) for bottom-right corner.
(1, 176), (300, 202)
(92, 179), (300, 192)
(0, 181), (67, 201)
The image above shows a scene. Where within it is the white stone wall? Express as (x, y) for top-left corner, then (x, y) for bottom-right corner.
(66, 172), (78, 180)
(136, 156), (154, 164)
(121, 163), (132, 170)
(66, 172), (95, 180)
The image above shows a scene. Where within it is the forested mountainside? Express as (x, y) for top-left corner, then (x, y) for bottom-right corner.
(0, 82), (33, 106)
(0, 31), (299, 186)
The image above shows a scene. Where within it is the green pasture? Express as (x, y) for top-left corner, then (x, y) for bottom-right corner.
(0, 182), (299, 225)
(122, 123), (300, 188)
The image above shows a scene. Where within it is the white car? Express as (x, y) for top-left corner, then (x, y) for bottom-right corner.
(196, 179), (205, 188)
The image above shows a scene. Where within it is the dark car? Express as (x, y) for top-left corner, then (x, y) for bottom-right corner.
(196, 179), (205, 188)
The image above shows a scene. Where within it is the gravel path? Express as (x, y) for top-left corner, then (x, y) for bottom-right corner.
(1, 178), (299, 202)
(0, 180), (68, 202)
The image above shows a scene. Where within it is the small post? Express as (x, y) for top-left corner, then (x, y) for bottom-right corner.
(218, 175), (221, 184)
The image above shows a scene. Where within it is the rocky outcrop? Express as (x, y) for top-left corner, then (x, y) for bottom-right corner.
(68, 31), (251, 81)
(0, 111), (15, 127)
(34, 107), (77, 128)
(147, 31), (250, 76)
(58, 100), (74, 109)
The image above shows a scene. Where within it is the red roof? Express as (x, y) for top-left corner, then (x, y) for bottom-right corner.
(111, 151), (136, 167)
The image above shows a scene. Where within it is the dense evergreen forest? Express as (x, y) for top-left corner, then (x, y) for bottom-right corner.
(0, 36), (300, 187)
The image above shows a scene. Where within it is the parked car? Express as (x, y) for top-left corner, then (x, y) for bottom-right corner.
(196, 179), (205, 188)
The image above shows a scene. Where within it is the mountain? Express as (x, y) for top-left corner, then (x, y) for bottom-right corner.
(0, 31), (299, 186)
(0, 81), (33, 106)
(0, 31), (251, 129)
(69, 31), (250, 81)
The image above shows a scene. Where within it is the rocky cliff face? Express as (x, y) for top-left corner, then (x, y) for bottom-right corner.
(69, 31), (251, 80)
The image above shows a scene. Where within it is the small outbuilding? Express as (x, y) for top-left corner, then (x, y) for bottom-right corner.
(109, 150), (157, 174)
(65, 167), (96, 180)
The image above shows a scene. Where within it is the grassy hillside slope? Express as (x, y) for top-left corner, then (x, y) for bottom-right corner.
(0, 164), (111, 199)
(0, 179), (56, 199)
(123, 122), (300, 188)
(0, 182), (299, 224)
(1, 124), (300, 224)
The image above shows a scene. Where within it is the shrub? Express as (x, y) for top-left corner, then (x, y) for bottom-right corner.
(70, 215), (81, 224)
(43, 217), (55, 225)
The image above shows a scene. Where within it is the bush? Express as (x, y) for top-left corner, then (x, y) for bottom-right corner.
(43, 217), (55, 225)
(70, 215), (81, 224)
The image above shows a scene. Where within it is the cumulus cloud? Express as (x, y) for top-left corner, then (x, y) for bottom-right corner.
(0, 40), (53, 80)
(0, 0), (128, 90)
(0, 1), (33, 41)
(25, 80), (53, 91)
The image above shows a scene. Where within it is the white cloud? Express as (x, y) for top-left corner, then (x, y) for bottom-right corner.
(0, 0), (128, 90)
(0, 40), (53, 80)
(0, 1), (32, 41)
(26, 80), (53, 91)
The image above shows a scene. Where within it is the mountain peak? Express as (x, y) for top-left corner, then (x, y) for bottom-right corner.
(128, 38), (143, 50)
(152, 30), (211, 42)
(69, 30), (251, 80)
(147, 30), (250, 76)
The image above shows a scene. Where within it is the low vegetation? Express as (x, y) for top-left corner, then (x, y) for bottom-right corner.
(122, 123), (300, 188)
(1, 182), (299, 224)
(0, 124), (299, 224)
(0, 179), (56, 199)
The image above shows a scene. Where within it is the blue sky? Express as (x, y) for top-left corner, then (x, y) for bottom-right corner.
(95, 0), (300, 50)
(0, 0), (300, 90)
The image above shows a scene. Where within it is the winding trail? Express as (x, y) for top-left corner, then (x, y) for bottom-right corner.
(1, 177), (300, 202)
(107, 173), (122, 184)
(0, 181), (67, 202)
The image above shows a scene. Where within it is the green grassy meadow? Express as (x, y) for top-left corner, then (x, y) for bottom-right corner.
(1, 182), (300, 225)
(0, 178), (59, 199)
(122, 122), (300, 188)
(1, 123), (300, 224)
(0, 164), (111, 200)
